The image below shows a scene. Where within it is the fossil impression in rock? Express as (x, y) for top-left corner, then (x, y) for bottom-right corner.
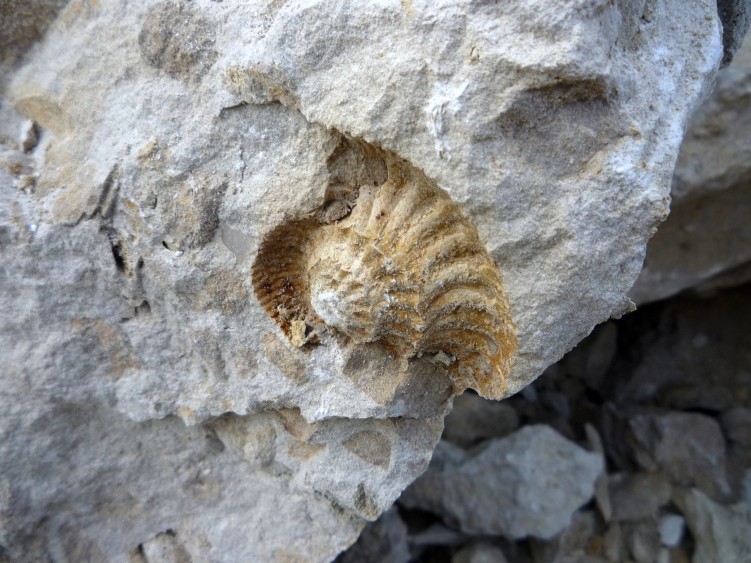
(252, 140), (516, 399)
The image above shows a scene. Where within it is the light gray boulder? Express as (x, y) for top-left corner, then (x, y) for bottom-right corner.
(400, 426), (604, 539)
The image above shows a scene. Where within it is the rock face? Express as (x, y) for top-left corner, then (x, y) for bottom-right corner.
(628, 412), (733, 502)
(631, 32), (751, 304)
(400, 426), (604, 539)
(0, 0), (723, 560)
(674, 487), (751, 563)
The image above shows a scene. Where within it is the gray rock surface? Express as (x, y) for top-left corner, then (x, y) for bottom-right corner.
(335, 507), (410, 563)
(631, 33), (751, 304)
(442, 391), (519, 448)
(624, 518), (662, 563)
(453, 542), (510, 563)
(0, 0), (69, 76)
(674, 487), (751, 563)
(0, 0), (724, 559)
(608, 472), (672, 522)
(400, 426), (603, 539)
(717, 0), (751, 65)
(658, 513), (685, 548)
(528, 510), (605, 563)
(629, 412), (733, 502)
(721, 407), (751, 447)
(344, 284), (751, 561)
(613, 286), (751, 412)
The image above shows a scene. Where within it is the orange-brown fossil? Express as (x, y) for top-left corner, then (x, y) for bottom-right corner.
(252, 140), (516, 399)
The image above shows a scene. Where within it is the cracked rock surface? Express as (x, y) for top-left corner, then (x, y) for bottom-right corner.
(0, 0), (723, 560)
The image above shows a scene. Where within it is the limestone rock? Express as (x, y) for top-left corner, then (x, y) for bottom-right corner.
(613, 286), (751, 411)
(721, 407), (751, 447)
(453, 542), (510, 563)
(624, 518), (662, 563)
(400, 426), (603, 539)
(658, 513), (685, 548)
(442, 392), (519, 448)
(528, 510), (605, 563)
(0, 0), (69, 76)
(628, 412), (734, 502)
(717, 0), (751, 65)
(608, 472), (672, 522)
(335, 507), (410, 563)
(0, 0), (723, 559)
(674, 487), (751, 563)
(631, 33), (751, 304)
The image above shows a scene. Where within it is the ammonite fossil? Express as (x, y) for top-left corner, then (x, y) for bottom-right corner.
(252, 139), (516, 399)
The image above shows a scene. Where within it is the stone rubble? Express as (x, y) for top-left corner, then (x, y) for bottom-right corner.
(631, 32), (751, 304)
(400, 425), (603, 540)
(343, 282), (751, 561)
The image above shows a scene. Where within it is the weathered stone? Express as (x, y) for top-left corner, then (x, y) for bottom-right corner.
(135, 531), (192, 563)
(631, 33), (751, 303)
(602, 522), (627, 563)
(335, 507), (410, 563)
(400, 426), (603, 540)
(674, 487), (751, 563)
(585, 424), (613, 523)
(658, 513), (685, 548)
(614, 286), (751, 411)
(563, 321), (618, 392)
(721, 407), (751, 447)
(629, 412), (733, 502)
(717, 0), (751, 65)
(0, 0), (69, 76)
(442, 392), (519, 448)
(453, 542), (510, 563)
(529, 510), (606, 563)
(624, 518), (662, 563)
(0, 0), (724, 559)
(608, 472), (672, 522)
(407, 523), (467, 548)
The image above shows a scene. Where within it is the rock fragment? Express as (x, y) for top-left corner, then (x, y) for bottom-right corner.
(335, 507), (410, 563)
(721, 407), (751, 447)
(631, 34), (751, 303)
(674, 487), (751, 563)
(608, 472), (672, 522)
(658, 513), (685, 548)
(0, 0), (725, 559)
(442, 392), (519, 448)
(628, 412), (734, 501)
(452, 542), (510, 563)
(400, 426), (603, 539)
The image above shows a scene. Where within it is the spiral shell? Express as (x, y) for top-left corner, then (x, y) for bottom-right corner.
(252, 141), (516, 399)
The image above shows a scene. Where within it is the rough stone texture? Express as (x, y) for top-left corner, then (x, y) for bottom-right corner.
(717, 0), (751, 65)
(400, 426), (603, 539)
(610, 285), (751, 412)
(528, 510), (605, 563)
(628, 412), (733, 502)
(343, 284), (751, 562)
(0, 0), (69, 76)
(624, 518), (662, 563)
(674, 487), (751, 563)
(452, 542), (510, 563)
(442, 391), (519, 448)
(658, 513), (685, 548)
(721, 407), (751, 447)
(608, 472), (672, 522)
(0, 0), (723, 560)
(335, 507), (410, 563)
(631, 32), (751, 304)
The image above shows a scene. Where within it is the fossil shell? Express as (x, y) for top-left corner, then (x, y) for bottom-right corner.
(252, 142), (516, 399)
